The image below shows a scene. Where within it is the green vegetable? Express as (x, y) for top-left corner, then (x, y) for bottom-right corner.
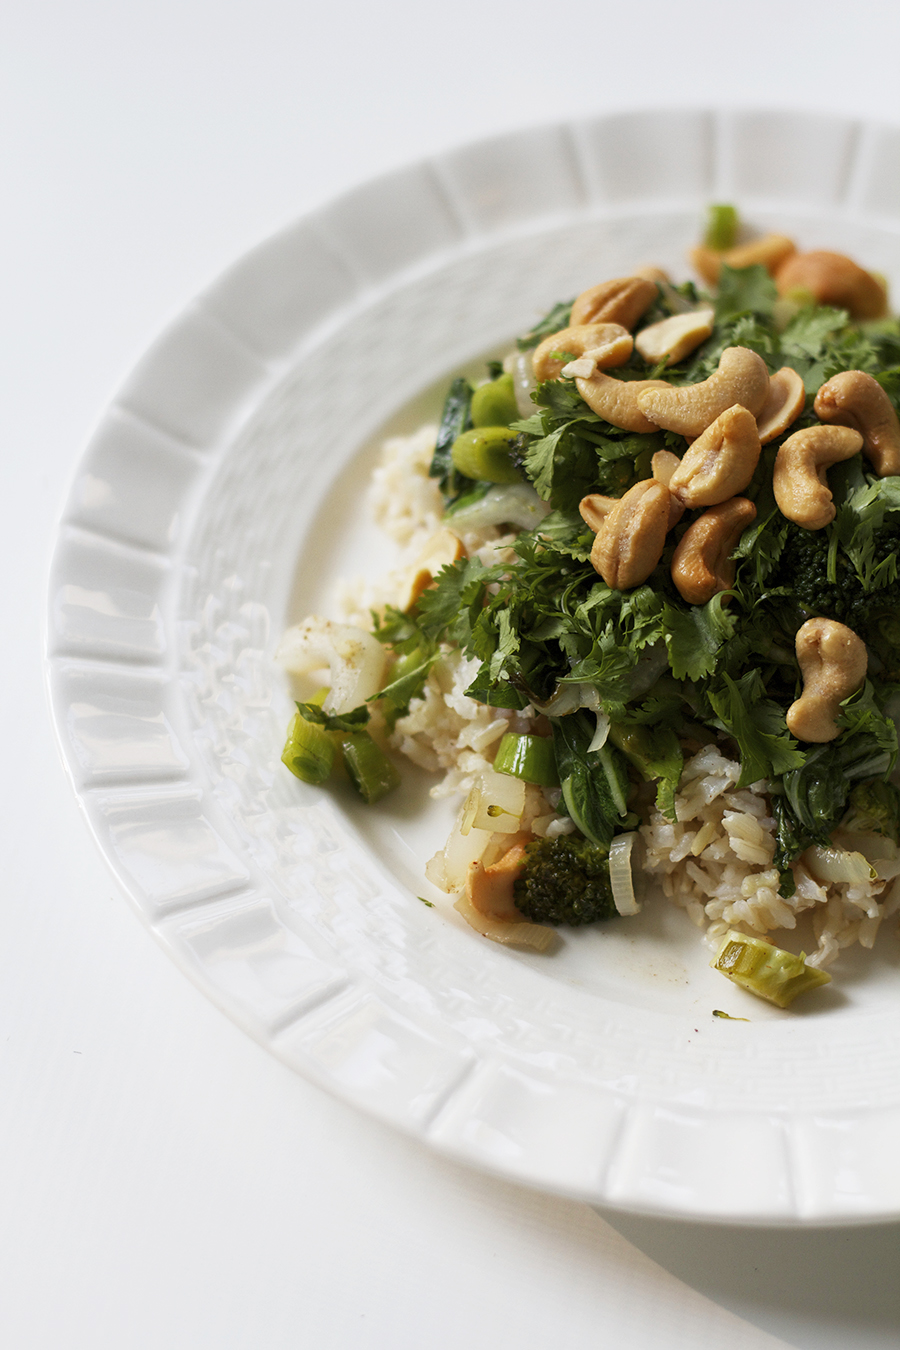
(492, 732), (559, 786)
(841, 779), (900, 840)
(470, 372), (519, 428)
(516, 299), (574, 351)
(704, 203), (739, 251)
(551, 712), (636, 849)
(513, 834), (616, 925)
(609, 720), (683, 821)
(429, 376), (474, 499)
(450, 427), (522, 484)
(712, 930), (831, 1008)
(281, 708), (335, 784)
(340, 732), (401, 804)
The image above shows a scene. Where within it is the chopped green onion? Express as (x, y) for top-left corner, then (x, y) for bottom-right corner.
(340, 731), (401, 804)
(470, 373), (519, 428)
(704, 203), (739, 251)
(282, 709), (335, 784)
(450, 427), (521, 484)
(493, 732), (559, 787)
(712, 930), (831, 1008)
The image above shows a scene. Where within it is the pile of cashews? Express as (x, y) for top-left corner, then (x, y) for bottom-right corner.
(533, 245), (900, 743)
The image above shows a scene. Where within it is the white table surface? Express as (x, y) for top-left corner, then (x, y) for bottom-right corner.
(4, 3), (900, 1346)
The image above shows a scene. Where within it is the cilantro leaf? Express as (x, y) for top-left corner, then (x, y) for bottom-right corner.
(663, 596), (737, 681)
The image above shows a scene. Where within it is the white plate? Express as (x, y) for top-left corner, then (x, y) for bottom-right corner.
(46, 108), (900, 1225)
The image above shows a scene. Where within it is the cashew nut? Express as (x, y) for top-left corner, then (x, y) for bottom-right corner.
(579, 493), (617, 532)
(634, 307), (715, 366)
(466, 840), (529, 921)
(531, 322), (632, 383)
(650, 451), (686, 527)
(786, 618), (868, 743)
(690, 234), (797, 287)
(575, 371), (669, 433)
(756, 366), (806, 445)
(671, 497), (757, 605)
(636, 346), (770, 438)
(570, 276), (658, 330)
(581, 477), (682, 533)
(590, 479), (671, 589)
(650, 450), (682, 486)
(668, 405), (761, 508)
(813, 370), (900, 477)
(775, 250), (888, 321)
(773, 424), (863, 529)
(395, 528), (466, 612)
(633, 266), (670, 284)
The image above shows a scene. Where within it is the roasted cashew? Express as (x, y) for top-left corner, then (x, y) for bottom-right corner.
(633, 266), (670, 283)
(578, 493), (617, 532)
(813, 370), (900, 477)
(590, 479), (671, 590)
(773, 424), (863, 529)
(636, 346), (770, 438)
(650, 451), (686, 526)
(634, 307), (715, 366)
(570, 276), (658, 330)
(670, 497), (757, 605)
(575, 371), (669, 433)
(668, 405), (761, 508)
(756, 366), (806, 445)
(775, 250), (888, 321)
(531, 323), (632, 383)
(581, 477), (682, 533)
(786, 618), (868, 743)
(396, 528), (466, 612)
(690, 234), (796, 287)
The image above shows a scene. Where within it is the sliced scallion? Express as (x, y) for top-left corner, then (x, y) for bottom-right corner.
(281, 709), (335, 784)
(704, 203), (739, 251)
(493, 732), (559, 787)
(712, 930), (831, 1008)
(340, 731), (401, 804)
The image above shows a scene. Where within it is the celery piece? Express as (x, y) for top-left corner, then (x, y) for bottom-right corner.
(282, 709), (335, 785)
(341, 732), (401, 804)
(712, 930), (831, 1008)
(704, 203), (739, 251)
(493, 732), (559, 787)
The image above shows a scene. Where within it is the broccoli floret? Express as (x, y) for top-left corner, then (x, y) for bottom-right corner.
(841, 778), (900, 841)
(771, 522), (900, 672)
(513, 834), (615, 926)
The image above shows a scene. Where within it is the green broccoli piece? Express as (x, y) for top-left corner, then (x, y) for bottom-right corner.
(841, 778), (900, 840)
(771, 522), (900, 673)
(513, 834), (615, 926)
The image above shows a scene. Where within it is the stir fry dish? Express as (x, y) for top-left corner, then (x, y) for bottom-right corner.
(277, 206), (900, 1009)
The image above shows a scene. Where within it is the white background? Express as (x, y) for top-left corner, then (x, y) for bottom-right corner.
(4, 2), (900, 1347)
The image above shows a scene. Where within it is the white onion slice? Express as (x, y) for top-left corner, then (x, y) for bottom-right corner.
(426, 807), (493, 892)
(453, 892), (557, 951)
(275, 616), (386, 714)
(609, 832), (641, 916)
(531, 681), (601, 717)
(463, 770), (526, 835)
(447, 483), (551, 533)
(513, 351), (537, 418)
(587, 710), (611, 754)
(803, 846), (876, 885)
